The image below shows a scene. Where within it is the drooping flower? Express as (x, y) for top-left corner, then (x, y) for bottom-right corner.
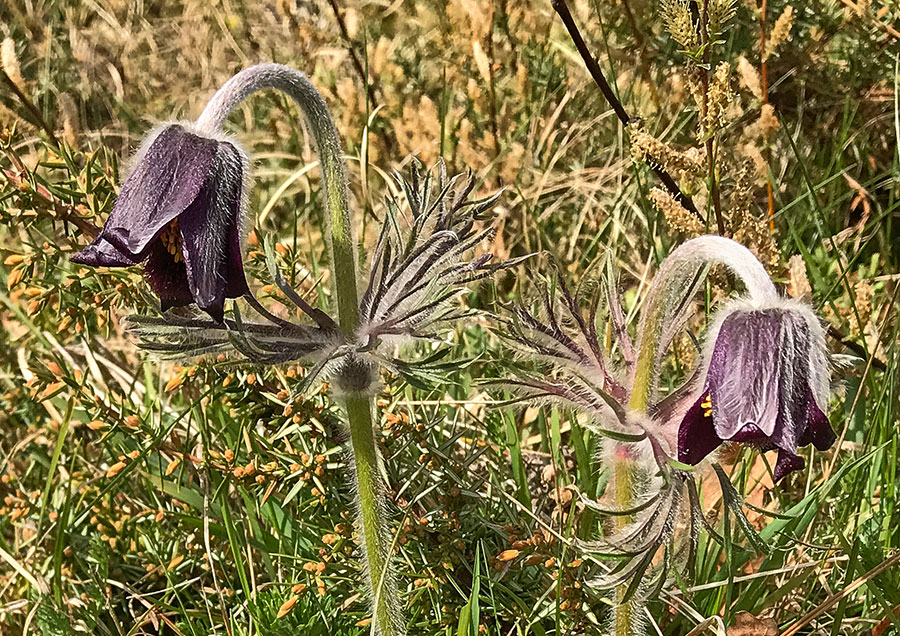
(677, 300), (836, 481)
(71, 123), (250, 322)
(494, 236), (841, 609)
(128, 160), (521, 384)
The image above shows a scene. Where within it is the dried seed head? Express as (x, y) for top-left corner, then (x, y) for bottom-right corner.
(7, 268), (24, 289)
(165, 374), (184, 392)
(737, 56), (762, 100)
(850, 279), (874, 337)
(630, 126), (705, 175)
(765, 6), (795, 60)
(757, 104), (780, 141)
(786, 255), (812, 300)
(706, 63), (736, 132)
(731, 211), (780, 269)
(1, 39), (26, 93)
(649, 188), (704, 236)
(57, 93), (80, 147)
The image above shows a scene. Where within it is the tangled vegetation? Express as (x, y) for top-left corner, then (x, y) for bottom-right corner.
(0, 0), (898, 634)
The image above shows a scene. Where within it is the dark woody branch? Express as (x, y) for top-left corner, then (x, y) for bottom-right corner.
(550, 0), (705, 225)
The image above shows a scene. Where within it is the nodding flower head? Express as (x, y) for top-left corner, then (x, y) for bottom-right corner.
(677, 299), (836, 481)
(71, 123), (250, 322)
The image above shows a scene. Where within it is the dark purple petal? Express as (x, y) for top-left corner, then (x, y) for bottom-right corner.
(101, 125), (218, 259)
(178, 142), (249, 322)
(729, 423), (767, 443)
(677, 394), (724, 465)
(70, 235), (139, 267)
(773, 449), (805, 483)
(144, 242), (193, 312)
(798, 396), (836, 451)
(683, 306), (836, 482)
(224, 201), (250, 299)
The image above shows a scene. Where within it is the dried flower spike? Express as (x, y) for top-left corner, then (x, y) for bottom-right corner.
(649, 188), (704, 236)
(765, 5), (795, 60)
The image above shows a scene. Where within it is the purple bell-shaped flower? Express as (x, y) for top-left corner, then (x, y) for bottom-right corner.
(677, 300), (836, 481)
(71, 123), (250, 322)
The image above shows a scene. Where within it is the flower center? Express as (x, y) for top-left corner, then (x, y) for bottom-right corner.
(701, 395), (713, 418)
(159, 220), (183, 263)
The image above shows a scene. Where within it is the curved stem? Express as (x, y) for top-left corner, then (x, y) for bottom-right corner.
(196, 63), (360, 335)
(615, 236), (778, 634)
(632, 235), (777, 406)
(198, 64), (402, 635)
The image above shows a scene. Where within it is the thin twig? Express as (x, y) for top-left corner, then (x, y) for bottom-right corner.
(550, 0), (704, 223)
(699, 0), (727, 235)
(760, 0), (777, 233)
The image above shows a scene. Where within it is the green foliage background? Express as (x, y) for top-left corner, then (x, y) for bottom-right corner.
(0, 0), (898, 634)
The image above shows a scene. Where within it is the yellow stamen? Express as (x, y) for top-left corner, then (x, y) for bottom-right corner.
(701, 395), (713, 418)
(159, 220), (183, 263)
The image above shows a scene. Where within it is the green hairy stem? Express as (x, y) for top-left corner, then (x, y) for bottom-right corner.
(612, 455), (640, 636)
(611, 270), (667, 635)
(199, 63), (402, 636)
(611, 261), (671, 634)
(345, 393), (398, 635)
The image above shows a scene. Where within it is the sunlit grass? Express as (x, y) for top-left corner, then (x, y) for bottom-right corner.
(0, 0), (898, 634)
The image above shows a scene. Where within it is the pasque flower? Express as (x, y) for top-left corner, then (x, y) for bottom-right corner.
(497, 235), (839, 633)
(71, 123), (250, 322)
(677, 301), (836, 482)
(90, 63), (519, 636)
(500, 236), (836, 480)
